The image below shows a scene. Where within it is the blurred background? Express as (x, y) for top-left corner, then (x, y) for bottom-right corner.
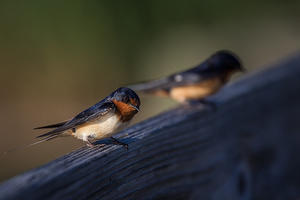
(0, 1), (299, 182)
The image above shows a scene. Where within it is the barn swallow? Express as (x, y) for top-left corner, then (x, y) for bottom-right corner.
(34, 87), (140, 148)
(129, 50), (244, 103)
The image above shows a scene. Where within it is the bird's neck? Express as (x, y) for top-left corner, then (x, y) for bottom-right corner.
(112, 100), (137, 122)
(221, 70), (236, 83)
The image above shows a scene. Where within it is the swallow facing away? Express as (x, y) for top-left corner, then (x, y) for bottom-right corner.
(129, 50), (244, 103)
(34, 87), (140, 149)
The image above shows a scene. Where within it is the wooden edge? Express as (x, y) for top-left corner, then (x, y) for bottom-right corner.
(0, 52), (300, 200)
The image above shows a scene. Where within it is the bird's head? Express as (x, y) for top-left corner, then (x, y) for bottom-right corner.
(109, 87), (140, 117)
(210, 50), (245, 73)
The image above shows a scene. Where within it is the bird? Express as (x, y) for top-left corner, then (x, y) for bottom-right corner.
(128, 50), (244, 103)
(34, 87), (140, 148)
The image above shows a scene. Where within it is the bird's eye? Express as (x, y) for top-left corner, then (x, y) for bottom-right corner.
(123, 96), (129, 102)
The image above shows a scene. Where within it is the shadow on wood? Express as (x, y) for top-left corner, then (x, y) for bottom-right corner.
(0, 52), (300, 200)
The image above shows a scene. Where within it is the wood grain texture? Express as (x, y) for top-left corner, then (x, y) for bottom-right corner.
(1, 53), (300, 200)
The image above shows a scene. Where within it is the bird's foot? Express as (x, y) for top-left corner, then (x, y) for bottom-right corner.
(86, 137), (97, 148)
(86, 143), (95, 147)
(111, 137), (129, 150)
(186, 99), (217, 111)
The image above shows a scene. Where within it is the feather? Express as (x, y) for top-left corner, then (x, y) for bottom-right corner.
(36, 101), (115, 138)
(34, 121), (68, 129)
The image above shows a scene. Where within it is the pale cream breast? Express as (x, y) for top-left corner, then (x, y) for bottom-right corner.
(170, 77), (224, 102)
(71, 112), (127, 141)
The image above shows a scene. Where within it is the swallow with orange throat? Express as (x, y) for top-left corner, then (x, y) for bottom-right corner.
(129, 50), (245, 104)
(34, 87), (140, 149)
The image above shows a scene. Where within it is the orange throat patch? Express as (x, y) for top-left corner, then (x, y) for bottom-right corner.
(112, 100), (138, 122)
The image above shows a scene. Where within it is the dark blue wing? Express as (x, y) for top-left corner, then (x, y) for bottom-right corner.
(128, 71), (208, 92)
(37, 100), (115, 138)
(128, 59), (216, 92)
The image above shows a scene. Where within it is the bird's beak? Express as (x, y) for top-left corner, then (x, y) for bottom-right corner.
(129, 104), (140, 112)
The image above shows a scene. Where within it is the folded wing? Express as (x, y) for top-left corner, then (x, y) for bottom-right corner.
(36, 101), (115, 138)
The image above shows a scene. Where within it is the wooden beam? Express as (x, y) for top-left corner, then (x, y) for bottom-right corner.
(1, 53), (300, 200)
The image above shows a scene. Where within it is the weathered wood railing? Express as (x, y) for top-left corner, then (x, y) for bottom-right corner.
(0, 53), (300, 200)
